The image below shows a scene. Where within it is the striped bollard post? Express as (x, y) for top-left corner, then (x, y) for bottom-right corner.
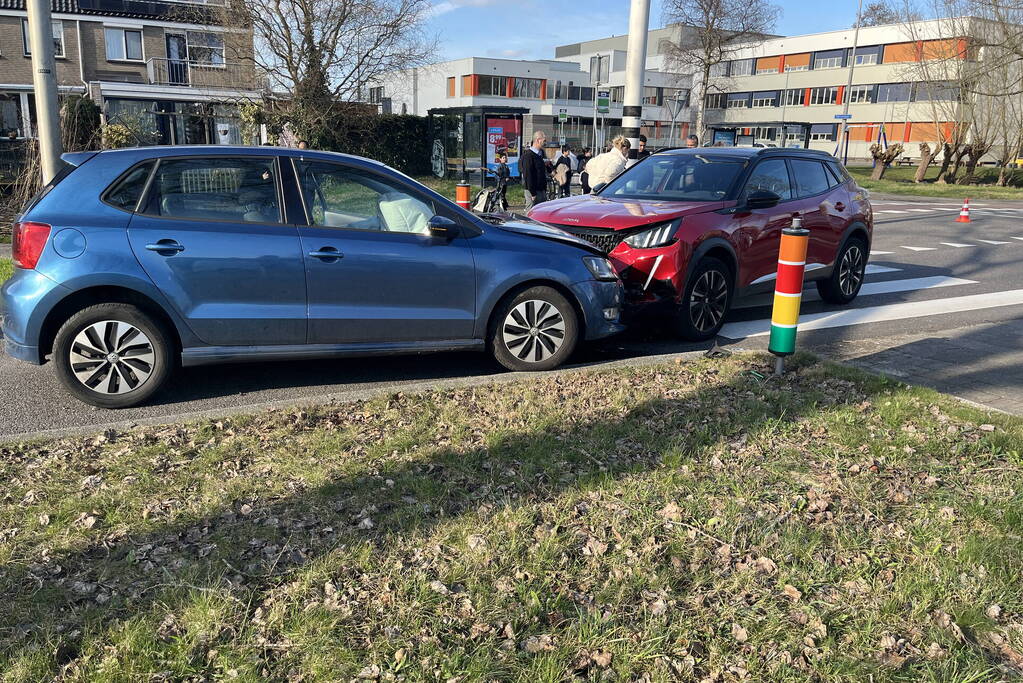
(768, 216), (810, 376)
(455, 183), (471, 210)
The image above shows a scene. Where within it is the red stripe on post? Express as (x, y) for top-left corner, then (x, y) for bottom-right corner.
(776, 263), (806, 294)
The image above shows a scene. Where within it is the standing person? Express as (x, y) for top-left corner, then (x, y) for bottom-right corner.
(297, 140), (309, 150)
(520, 130), (548, 209)
(554, 144), (573, 198)
(637, 134), (650, 160)
(686, 134), (699, 148)
(495, 152), (510, 209)
(578, 147), (593, 193)
(584, 135), (630, 190)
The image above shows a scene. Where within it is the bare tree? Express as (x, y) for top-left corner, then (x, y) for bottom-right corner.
(859, 1), (900, 27)
(913, 142), (934, 182)
(661, 0), (781, 141)
(870, 142), (904, 179)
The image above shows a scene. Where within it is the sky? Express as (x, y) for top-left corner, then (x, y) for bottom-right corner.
(424, 0), (864, 63)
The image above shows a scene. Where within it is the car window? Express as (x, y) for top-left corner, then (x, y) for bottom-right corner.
(143, 157), (280, 223)
(790, 159), (831, 197)
(825, 160), (851, 184)
(823, 162), (842, 187)
(602, 154), (746, 201)
(296, 161), (436, 234)
(743, 159), (792, 200)
(104, 162), (154, 212)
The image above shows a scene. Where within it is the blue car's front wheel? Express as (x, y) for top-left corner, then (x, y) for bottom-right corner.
(490, 286), (579, 372)
(53, 303), (174, 408)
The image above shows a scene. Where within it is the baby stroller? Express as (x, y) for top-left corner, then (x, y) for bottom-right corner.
(471, 168), (509, 214)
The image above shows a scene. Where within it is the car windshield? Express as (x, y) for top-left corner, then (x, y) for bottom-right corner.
(600, 154), (747, 201)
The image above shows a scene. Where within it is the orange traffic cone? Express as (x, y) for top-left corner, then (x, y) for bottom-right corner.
(955, 197), (971, 223)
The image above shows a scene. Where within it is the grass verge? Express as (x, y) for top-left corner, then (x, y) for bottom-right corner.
(0, 257), (12, 283)
(1, 353), (1022, 680)
(849, 165), (1023, 200)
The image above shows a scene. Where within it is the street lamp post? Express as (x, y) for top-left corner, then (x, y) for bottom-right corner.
(840, 0), (865, 164)
(622, 0), (651, 167)
(26, 0), (63, 183)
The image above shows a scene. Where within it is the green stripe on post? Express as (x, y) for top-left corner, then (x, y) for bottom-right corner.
(768, 324), (798, 356)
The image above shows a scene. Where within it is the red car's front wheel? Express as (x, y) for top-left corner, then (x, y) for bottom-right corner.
(673, 257), (733, 341)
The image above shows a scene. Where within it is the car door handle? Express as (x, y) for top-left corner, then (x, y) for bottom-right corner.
(308, 248), (344, 260)
(835, 202), (846, 211)
(145, 240), (185, 254)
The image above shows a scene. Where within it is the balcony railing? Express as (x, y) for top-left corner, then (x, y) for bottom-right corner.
(146, 57), (259, 92)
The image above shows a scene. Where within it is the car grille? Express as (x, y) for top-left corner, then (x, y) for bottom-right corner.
(554, 225), (628, 254)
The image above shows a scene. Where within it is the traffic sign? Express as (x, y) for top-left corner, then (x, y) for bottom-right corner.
(834, 114), (853, 120)
(558, 108), (567, 123)
(597, 90), (610, 114)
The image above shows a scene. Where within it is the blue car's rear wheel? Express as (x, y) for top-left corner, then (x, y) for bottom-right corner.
(490, 286), (578, 371)
(53, 303), (174, 408)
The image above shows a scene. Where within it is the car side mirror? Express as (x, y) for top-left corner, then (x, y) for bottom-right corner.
(428, 215), (460, 238)
(746, 189), (781, 209)
(592, 182), (607, 194)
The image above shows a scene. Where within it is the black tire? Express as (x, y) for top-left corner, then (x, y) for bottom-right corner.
(674, 256), (733, 341)
(490, 286), (579, 371)
(817, 237), (867, 304)
(52, 303), (174, 408)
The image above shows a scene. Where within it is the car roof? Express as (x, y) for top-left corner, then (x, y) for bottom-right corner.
(654, 147), (839, 161)
(80, 145), (386, 166)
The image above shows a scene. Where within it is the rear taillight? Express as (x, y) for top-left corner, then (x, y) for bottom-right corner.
(12, 222), (51, 270)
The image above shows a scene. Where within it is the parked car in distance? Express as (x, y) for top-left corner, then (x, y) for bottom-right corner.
(1, 146), (624, 408)
(527, 147), (872, 340)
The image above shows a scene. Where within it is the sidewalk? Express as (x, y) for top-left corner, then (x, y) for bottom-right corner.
(815, 319), (1023, 415)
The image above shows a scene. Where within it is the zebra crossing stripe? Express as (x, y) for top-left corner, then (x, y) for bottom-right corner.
(977, 239), (1009, 245)
(941, 242), (974, 248)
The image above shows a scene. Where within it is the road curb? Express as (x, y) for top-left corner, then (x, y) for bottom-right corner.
(0, 349), (713, 446)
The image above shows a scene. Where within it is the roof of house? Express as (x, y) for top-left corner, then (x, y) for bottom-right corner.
(0, 0), (219, 22)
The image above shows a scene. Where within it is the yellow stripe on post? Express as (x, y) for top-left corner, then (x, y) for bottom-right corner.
(771, 293), (802, 326)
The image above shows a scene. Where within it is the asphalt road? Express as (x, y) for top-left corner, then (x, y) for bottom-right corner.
(3, 194), (1023, 440)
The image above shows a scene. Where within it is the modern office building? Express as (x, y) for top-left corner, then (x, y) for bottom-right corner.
(0, 0), (261, 149)
(701, 18), (975, 158)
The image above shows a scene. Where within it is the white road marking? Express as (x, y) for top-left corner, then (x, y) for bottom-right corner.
(1011, 236), (1023, 241)
(976, 239), (1009, 245)
(733, 275), (970, 311)
(907, 209), (933, 212)
(902, 246), (937, 251)
(941, 242), (975, 248)
(721, 285), (1023, 340)
(877, 210), (909, 214)
(866, 265), (901, 274)
(871, 250), (894, 255)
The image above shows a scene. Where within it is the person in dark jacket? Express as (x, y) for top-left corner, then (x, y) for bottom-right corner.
(520, 130), (548, 209)
(578, 148), (593, 193)
(494, 152), (510, 208)
(554, 144), (573, 198)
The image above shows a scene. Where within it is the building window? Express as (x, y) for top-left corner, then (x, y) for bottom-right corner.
(642, 86), (662, 105)
(0, 93), (26, 138)
(876, 82), (912, 102)
(513, 77), (542, 98)
(667, 88), (690, 107)
(610, 86), (625, 103)
(785, 63), (808, 72)
(105, 27), (143, 61)
(368, 86), (384, 103)
(809, 87), (838, 105)
(705, 92), (726, 109)
(854, 52), (878, 66)
(753, 126), (777, 139)
(477, 75), (507, 96)
(186, 31), (224, 65)
(847, 85), (873, 103)
(22, 19), (64, 57)
(755, 58), (778, 75)
(784, 88), (805, 106)
(752, 91), (778, 107)
(726, 94), (749, 108)
(809, 124), (835, 141)
(813, 55), (842, 69)
(447, 77), (455, 97)
(730, 59), (754, 76)
(709, 62), (728, 77)
(914, 81), (959, 101)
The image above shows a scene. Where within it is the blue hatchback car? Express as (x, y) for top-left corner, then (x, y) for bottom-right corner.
(1, 146), (624, 407)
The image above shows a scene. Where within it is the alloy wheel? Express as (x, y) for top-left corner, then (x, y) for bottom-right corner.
(69, 320), (156, 395)
(689, 269), (729, 333)
(502, 300), (566, 363)
(838, 245), (865, 297)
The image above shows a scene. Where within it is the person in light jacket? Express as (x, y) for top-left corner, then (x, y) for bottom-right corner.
(585, 135), (631, 190)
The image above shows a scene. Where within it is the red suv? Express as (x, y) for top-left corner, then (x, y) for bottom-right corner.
(528, 148), (872, 340)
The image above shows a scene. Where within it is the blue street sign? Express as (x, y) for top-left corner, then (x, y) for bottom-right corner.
(834, 114), (853, 119)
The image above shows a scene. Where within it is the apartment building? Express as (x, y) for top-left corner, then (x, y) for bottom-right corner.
(0, 0), (260, 147)
(702, 18), (974, 158)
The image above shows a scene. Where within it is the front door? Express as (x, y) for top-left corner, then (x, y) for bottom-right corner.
(165, 33), (188, 85)
(734, 157), (799, 288)
(292, 159), (477, 344)
(788, 158), (843, 270)
(127, 155), (307, 346)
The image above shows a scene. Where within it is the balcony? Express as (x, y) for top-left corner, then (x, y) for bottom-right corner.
(146, 57), (259, 92)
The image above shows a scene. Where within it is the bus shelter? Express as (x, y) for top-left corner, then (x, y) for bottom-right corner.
(428, 106), (529, 184)
(707, 122), (814, 148)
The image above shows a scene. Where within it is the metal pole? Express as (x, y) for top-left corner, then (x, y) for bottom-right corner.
(622, 0), (651, 168)
(591, 55), (600, 151)
(26, 0), (63, 183)
(840, 0), (864, 164)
